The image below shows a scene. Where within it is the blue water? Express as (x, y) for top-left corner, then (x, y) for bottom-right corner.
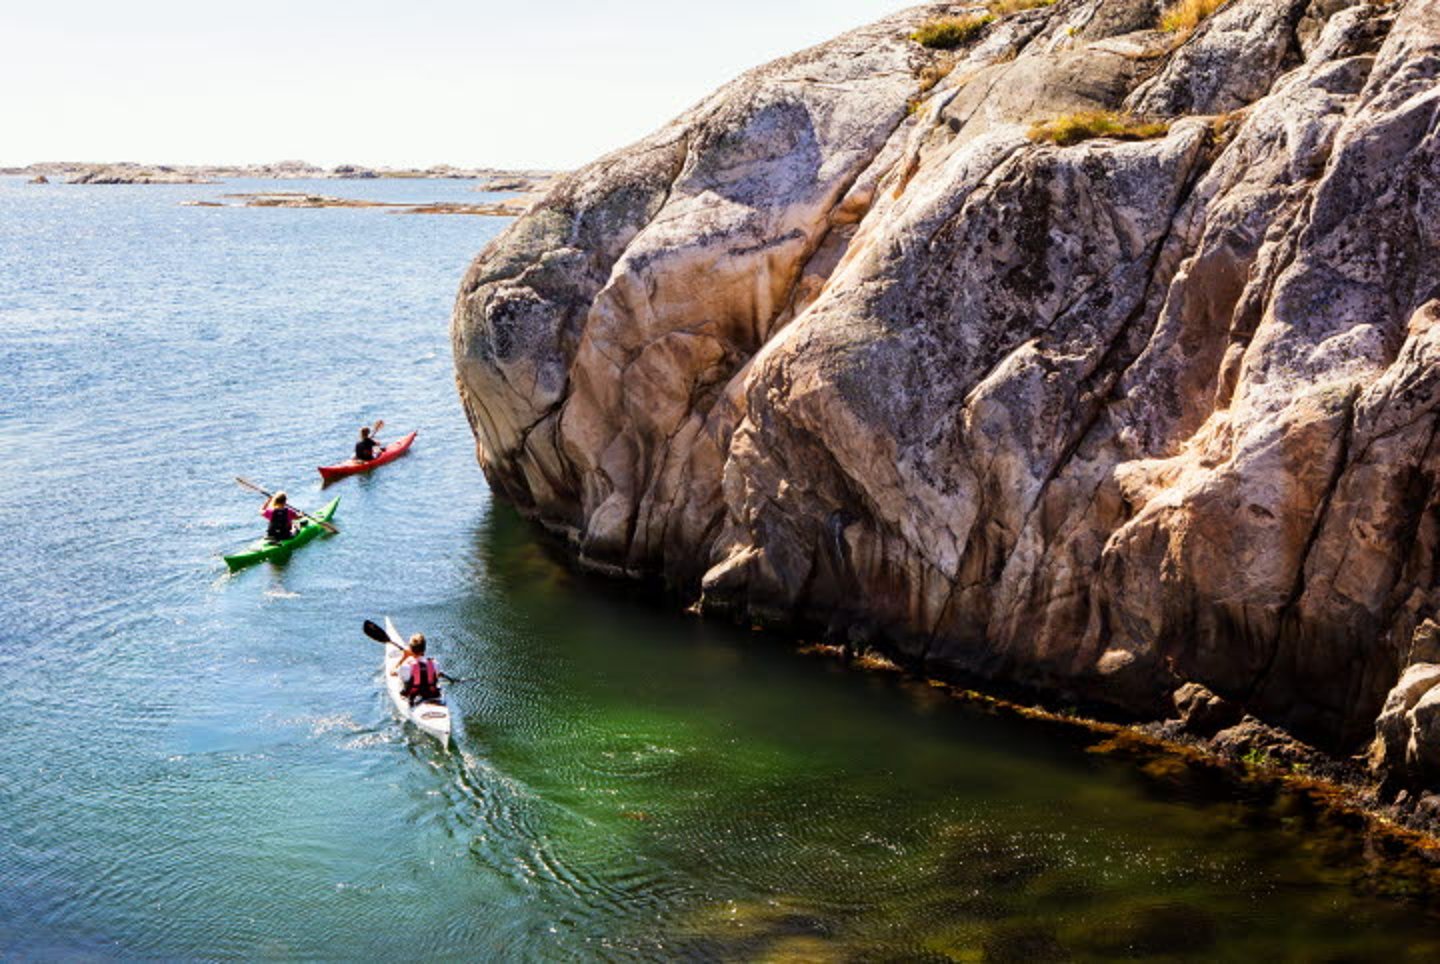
(2, 175), (1438, 960)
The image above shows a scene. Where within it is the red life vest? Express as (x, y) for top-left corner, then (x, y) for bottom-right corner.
(406, 658), (442, 703)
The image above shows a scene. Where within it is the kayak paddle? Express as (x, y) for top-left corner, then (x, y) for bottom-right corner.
(235, 477), (340, 534)
(362, 620), (476, 683)
(363, 618), (406, 650)
(361, 418), (385, 456)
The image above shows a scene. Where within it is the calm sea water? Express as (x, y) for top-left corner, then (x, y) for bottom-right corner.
(1, 174), (1437, 960)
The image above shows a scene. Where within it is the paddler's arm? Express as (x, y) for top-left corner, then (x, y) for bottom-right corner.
(391, 650), (417, 678)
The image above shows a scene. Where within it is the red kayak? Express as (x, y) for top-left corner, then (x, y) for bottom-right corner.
(318, 431), (417, 484)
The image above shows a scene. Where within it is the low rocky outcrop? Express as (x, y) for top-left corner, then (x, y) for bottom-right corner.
(474, 173), (558, 194)
(186, 191), (531, 216)
(453, 0), (1440, 785)
(1173, 682), (1245, 736)
(476, 177), (534, 192)
(330, 164), (379, 179)
(67, 164), (217, 184)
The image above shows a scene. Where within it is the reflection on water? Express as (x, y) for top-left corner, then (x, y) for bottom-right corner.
(461, 505), (1440, 960)
(1, 175), (1438, 959)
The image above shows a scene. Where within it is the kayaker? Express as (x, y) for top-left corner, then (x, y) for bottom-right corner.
(397, 634), (444, 706)
(261, 492), (301, 543)
(354, 426), (382, 462)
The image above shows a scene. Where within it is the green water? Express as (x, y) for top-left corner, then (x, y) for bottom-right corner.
(1, 175), (1437, 960)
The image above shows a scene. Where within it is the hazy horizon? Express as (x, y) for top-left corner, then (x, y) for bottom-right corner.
(3, 0), (902, 171)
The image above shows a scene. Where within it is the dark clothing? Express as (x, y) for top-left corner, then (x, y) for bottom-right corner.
(355, 437), (381, 462)
(264, 505), (300, 542)
(400, 658), (443, 705)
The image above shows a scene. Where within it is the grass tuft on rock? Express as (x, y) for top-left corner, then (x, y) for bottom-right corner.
(1159, 0), (1228, 34)
(917, 56), (957, 92)
(911, 14), (995, 49)
(907, 52), (961, 115)
(988, 0), (1057, 14)
(1028, 111), (1170, 146)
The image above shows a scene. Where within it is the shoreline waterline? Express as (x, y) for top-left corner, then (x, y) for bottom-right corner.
(497, 508), (1440, 904)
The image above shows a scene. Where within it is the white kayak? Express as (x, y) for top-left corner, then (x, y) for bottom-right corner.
(383, 616), (453, 744)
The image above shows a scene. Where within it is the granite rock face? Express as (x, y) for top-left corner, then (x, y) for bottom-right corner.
(454, 0), (1440, 781)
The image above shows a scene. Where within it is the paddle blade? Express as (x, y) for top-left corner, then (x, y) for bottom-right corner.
(371, 419), (384, 435)
(362, 619), (390, 643)
(235, 476), (272, 498)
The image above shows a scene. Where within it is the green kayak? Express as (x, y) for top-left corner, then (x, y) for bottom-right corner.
(223, 496), (340, 572)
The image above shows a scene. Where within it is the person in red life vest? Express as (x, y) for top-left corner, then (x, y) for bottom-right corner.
(354, 425), (382, 462)
(261, 492), (301, 543)
(398, 633), (444, 705)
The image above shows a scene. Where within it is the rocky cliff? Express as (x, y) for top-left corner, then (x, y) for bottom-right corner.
(453, 0), (1440, 783)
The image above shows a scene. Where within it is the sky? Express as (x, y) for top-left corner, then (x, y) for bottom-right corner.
(2, 0), (904, 170)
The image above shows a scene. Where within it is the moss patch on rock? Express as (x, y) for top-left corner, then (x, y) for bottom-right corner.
(1028, 110), (1170, 146)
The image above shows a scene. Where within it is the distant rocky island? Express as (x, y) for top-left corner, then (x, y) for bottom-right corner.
(183, 191), (536, 217)
(4, 160), (559, 192)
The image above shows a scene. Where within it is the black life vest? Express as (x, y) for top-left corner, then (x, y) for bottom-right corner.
(406, 659), (442, 704)
(355, 437), (380, 461)
(266, 506), (295, 542)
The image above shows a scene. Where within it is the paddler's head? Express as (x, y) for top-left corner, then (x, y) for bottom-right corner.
(272, 492), (288, 506)
(359, 426), (371, 439)
(409, 633), (426, 655)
